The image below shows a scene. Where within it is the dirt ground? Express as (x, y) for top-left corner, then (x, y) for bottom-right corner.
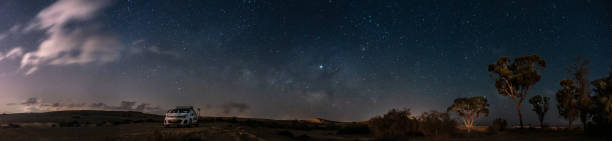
(0, 122), (608, 141)
(0, 111), (607, 141)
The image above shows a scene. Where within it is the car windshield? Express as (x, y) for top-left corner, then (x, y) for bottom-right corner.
(168, 109), (190, 113)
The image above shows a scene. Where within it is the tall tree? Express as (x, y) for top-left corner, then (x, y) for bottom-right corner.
(556, 79), (579, 128)
(568, 57), (591, 127)
(529, 95), (550, 128)
(488, 55), (546, 128)
(447, 96), (489, 133)
(591, 69), (612, 125)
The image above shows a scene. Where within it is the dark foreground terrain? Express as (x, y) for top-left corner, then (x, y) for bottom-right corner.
(0, 111), (607, 141)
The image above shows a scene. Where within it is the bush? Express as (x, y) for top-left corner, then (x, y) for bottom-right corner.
(586, 122), (612, 138)
(229, 117), (238, 123)
(368, 108), (421, 138)
(296, 134), (310, 140)
(59, 120), (81, 127)
(489, 118), (507, 132)
(336, 124), (371, 135)
(368, 108), (458, 139)
(418, 111), (457, 137)
(8, 123), (21, 128)
(277, 130), (294, 138)
(145, 118), (156, 122)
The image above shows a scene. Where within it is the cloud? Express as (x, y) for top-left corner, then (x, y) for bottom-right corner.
(0, 33), (6, 41)
(221, 102), (250, 114)
(129, 39), (181, 57)
(20, 97), (40, 106)
(0, 25), (21, 41)
(1, 1), (179, 75)
(0, 47), (24, 61)
(17, 0), (120, 75)
(148, 46), (181, 58)
(11, 97), (161, 113)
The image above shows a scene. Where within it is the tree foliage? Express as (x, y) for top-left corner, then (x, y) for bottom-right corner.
(568, 57), (592, 126)
(488, 55), (546, 128)
(447, 96), (489, 133)
(528, 95), (550, 127)
(368, 108), (419, 138)
(591, 70), (612, 124)
(417, 111), (457, 137)
(367, 109), (457, 139)
(556, 79), (579, 128)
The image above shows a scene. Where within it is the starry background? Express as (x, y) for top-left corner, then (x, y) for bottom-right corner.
(0, 0), (611, 125)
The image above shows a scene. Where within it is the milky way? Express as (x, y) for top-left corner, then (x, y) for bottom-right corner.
(0, 0), (611, 124)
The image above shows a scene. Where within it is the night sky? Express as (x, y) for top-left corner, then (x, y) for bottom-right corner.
(1, 0), (611, 125)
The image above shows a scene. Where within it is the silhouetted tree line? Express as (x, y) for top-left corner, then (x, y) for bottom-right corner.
(367, 108), (457, 139)
(368, 55), (611, 139)
(552, 57), (612, 135)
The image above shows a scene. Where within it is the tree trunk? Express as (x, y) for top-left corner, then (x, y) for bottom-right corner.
(462, 118), (470, 133)
(580, 112), (587, 129)
(467, 126), (471, 133)
(466, 121), (471, 133)
(568, 119), (573, 129)
(538, 114), (544, 128)
(515, 102), (524, 128)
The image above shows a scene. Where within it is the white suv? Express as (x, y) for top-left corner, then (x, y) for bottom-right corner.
(164, 106), (199, 127)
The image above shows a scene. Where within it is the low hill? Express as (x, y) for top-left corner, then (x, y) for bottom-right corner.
(305, 118), (340, 124)
(0, 110), (162, 127)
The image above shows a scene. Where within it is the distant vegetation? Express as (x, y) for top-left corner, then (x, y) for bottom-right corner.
(529, 95), (550, 128)
(488, 118), (507, 133)
(367, 108), (456, 139)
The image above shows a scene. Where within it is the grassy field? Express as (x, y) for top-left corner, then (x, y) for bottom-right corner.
(0, 111), (608, 141)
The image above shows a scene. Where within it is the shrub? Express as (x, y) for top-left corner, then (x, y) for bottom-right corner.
(336, 124), (371, 135)
(230, 117), (238, 123)
(59, 120), (81, 127)
(418, 111), (457, 137)
(368, 108), (458, 139)
(296, 134), (310, 140)
(277, 130), (294, 138)
(586, 122), (612, 138)
(368, 108), (421, 138)
(145, 118), (156, 122)
(8, 123), (21, 128)
(489, 118), (507, 132)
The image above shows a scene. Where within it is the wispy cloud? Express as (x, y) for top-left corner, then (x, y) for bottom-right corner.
(0, 47), (24, 61)
(129, 39), (182, 58)
(220, 102), (249, 114)
(9, 97), (162, 114)
(15, 0), (120, 75)
(0, 25), (21, 41)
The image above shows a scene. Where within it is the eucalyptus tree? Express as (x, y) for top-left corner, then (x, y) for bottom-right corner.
(488, 55), (546, 128)
(591, 69), (612, 125)
(556, 79), (579, 129)
(529, 95), (550, 128)
(568, 57), (592, 127)
(447, 96), (489, 133)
